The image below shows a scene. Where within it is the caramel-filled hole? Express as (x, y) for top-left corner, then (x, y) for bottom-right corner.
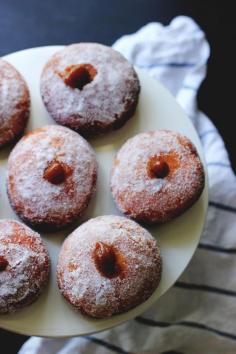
(59, 64), (97, 90)
(43, 160), (72, 185)
(147, 156), (170, 179)
(0, 256), (8, 271)
(93, 241), (125, 278)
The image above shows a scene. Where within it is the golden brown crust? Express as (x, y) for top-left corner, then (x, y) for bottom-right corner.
(57, 215), (162, 318)
(40, 43), (140, 137)
(7, 125), (97, 231)
(0, 219), (50, 313)
(110, 130), (205, 223)
(0, 59), (30, 148)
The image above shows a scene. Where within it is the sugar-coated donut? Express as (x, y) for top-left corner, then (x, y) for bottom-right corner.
(57, 215), (162, 318)
(0, 219), (50, 313)
(0, 59), (30, 148)
(110, 130), (205, 223)
(40, 43), (140, 137)
(7, 125), (97, 231)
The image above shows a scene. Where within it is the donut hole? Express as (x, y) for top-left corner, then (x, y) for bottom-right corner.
(59, 64), (97, 90)
(147, 153), (181, 179)
(44, 160), (72, 185)
(147, 156), (170, 179)
(93, 241), (125, 278)
(0, 256), (8, 271)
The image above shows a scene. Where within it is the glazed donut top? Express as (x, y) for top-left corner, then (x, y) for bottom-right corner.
(0, 59), (30, 146)
(57, 215), (161, 317)
(7, 125), (97, 227)
(110, 130), (205, 222)
(40, 43), (140, 126)
(0, 219), (49, 313)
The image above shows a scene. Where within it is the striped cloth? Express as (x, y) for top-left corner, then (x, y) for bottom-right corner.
(19, 16), (236, 354)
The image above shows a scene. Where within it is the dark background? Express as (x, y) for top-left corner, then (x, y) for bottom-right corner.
(0, 0), (235, 353)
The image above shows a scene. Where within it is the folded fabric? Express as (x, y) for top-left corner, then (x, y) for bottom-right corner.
(19, 16), (236, 354)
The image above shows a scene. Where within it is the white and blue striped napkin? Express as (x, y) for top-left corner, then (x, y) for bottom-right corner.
(19, 16), (236, 354)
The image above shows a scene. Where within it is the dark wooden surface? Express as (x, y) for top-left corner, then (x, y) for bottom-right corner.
(0, 0), (235, 353)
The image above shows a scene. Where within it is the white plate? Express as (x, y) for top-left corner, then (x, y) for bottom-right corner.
(0, 46), (208, 338)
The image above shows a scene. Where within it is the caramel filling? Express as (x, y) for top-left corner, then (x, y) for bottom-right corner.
(59, 64), (97, 90)
(93, 241), (125, 278)
(147, 157), (170, 178)
(0, 256), (8, 271)
(44, 160), (72, 185)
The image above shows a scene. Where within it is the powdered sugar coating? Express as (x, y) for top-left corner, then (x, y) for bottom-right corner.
(0, 59), (30, 147)
(0, 219), (50, 313)
(110, 130), (205, 223)
(7, 125), (97, 230)
(40, 43), (140, 136)
(57, 215), (161, 318)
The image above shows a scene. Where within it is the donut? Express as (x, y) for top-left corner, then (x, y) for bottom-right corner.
(7, 125), (97, 231)
(40, 43), (140, 137)
(0, 219), (50, 313)
(110, 130), (205, 223)
(0, 59), (30, 148)
(57, 215), (162, 318)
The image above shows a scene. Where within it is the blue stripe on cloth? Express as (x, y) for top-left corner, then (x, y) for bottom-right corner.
(84, 336), (133, 354)
(199, 129), (218, 140)
(198, 243), (236, 254)
(207, 162), (231, 168)
(175, 281), (236, 297)
(137, 62), (196, 69)
(209, 201), (236, 213)
(135, 317), (236, 341)
(182, 84), (198, 91)
(161, 352), (185, 354)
